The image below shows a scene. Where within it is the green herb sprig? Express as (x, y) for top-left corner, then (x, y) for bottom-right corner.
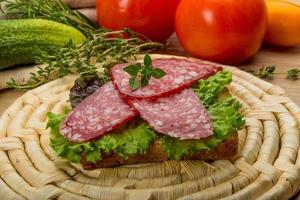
(124, 54), (166, 90)
(247, 65), (300, 79)
(7, 30), (164, 90)
(287, 68), (300, 79)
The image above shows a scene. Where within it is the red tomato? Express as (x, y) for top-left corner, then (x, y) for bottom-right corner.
(96, 0), (181, 42)
(175, 0), (267, 64)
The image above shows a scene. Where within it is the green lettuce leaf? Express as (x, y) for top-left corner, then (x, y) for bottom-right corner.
(161, 71), (245, 160)
(47, 113), (156, 163)
(193, 70), (232, 107)
(209, 97), (245, 138)
(161, 136), (210, 161)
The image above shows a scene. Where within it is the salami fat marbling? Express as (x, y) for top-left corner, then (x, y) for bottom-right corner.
(130, 88), (213, 139)
(60, 81), (137, 142)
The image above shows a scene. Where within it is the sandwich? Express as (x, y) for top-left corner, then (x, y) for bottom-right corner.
(47, 55), (245, 170)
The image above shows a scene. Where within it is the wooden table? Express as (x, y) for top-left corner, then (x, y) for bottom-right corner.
(1, 42), (300, 114)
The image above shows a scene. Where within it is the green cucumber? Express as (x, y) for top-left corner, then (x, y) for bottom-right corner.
(0, 19), (86, 70)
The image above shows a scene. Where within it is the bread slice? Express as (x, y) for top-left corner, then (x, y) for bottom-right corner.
(81, 133), (238, 169)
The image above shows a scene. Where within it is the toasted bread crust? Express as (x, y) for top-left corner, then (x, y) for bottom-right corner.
(81, 133), (238, 169)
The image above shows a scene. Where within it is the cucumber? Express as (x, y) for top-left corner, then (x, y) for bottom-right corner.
(0, 19), (86, 70)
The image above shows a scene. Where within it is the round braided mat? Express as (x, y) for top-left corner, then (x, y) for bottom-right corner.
(0, 54), (300, 200)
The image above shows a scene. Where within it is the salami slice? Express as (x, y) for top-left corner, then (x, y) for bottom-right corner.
(130, 88), (213, 140)
(112, 58), (222, 99)
(60, 81), (137, 142)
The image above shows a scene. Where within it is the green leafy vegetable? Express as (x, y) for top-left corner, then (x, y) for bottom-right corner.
(193, 70), (232, 107)
(152, 68), (166, 79)
(129, 77), (140, 91)
(124, 54), (166, 90)
(161, 136), (210, 161)
(161, 71), (245, 160)
(47, 113), (156, 163)
(208, 97), (244, 138)
(124, 63), (142, 76)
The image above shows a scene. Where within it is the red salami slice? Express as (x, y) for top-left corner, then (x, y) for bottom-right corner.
(130, 88), (213, 139)
(112, 58), (222, 99)
(60, 81), (137, 142)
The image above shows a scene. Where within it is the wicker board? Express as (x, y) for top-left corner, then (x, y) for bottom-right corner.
(0, 54), (299, 200)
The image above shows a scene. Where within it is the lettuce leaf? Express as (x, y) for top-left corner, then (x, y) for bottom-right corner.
(193, 70), (232, 107)
(161, 71), (245, 160)
(161, 136), (210, 161)
(209, 97), (245, 138)
(47, 113), (156, 163)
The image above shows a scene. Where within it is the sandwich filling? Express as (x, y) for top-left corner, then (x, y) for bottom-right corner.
(47, 70), (245, 163)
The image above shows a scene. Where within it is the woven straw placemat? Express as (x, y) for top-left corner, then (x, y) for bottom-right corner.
(0, 54), (299, 200)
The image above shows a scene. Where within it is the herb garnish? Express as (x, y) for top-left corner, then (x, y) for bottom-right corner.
(259, 65), (276, 78)
(287, 68), (300, 79)
(247, 65), (300, 79)
(124, 54), (166, 90)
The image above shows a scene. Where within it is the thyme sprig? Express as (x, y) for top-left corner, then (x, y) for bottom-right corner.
(247, 65), (300, 79)
(7, 29), (164, 90)
(287, 68), (300, 79)
(0, 0), (98, 35)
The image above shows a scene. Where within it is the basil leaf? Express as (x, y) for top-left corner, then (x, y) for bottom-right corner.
(152, 68), (166, 79)
(141, 76), (149, 87)
(124, 63), (142, 76)
(129, 77), (140, 90)
(144, 54), (152, 66)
